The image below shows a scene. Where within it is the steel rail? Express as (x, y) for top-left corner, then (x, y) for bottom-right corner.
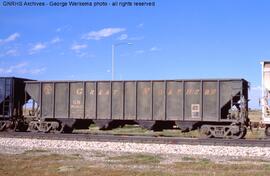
(0, 132), (270, 147)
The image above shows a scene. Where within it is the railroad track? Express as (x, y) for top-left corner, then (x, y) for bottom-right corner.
(1, 132), (270, 147)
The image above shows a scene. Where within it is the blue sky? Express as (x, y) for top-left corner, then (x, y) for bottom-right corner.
(0, 0), (270, 108)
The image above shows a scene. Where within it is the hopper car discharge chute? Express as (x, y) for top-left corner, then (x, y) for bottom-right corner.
(0, 77), (33, 131)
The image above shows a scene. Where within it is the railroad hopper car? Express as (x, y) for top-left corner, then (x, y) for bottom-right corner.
(25, 79), (249, 138)
(0, 77), (32, 131)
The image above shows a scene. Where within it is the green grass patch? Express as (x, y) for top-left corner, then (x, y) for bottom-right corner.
(108, 153), (161, 165)
(80, 124), (201, 138)
(92, 151), (106, 157)
(173, 160), (270, 175)
(22, 149), (48, 154)
(1, 152), (270, 176)
(182, 156), (196, 161)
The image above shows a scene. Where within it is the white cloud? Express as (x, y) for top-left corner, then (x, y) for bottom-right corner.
(0, 49), (19, 57)
(29, 43), (46, 55)
(133, 47), (160, 55)
(120, 53), (130, 57)
(51, 37), (61, 44)
(0, 62), (45, 75)
(19, 67), (46, 74)
(135, 50), (145, 54)
(56, 25), (71, 33)
(0, 32), (20, 44)
(83, 28), (126, 40)
(76, 52), (95, 58)
(251, 86), (262, 90)
(136, 23), (144, 28)
(33, 43), (46, 50)
(117, 34), (128, 40)
(70, 43), (94, 58)
(71, 43), (88, 52)
(5, 49), (19, 56)
(5, 33), (20, 42)
(150, 46), (160, 52)
(0, 62), (27, 74)
(56, 28), (61, 32)
(129, 36), (144, 41)
(28, 37), (61, 55)
(77, 52), (87, 57)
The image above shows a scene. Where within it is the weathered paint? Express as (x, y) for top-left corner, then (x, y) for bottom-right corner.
(25, 79), (248, 122)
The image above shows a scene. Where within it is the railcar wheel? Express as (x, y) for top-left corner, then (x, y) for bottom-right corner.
(61, 124), (74, 133)
(28, 121), (39, 132)
(5, 123), (15, 132)
(0, 121), (14, 132)
(199, 125), (213, 138)
(265, 125), (270, 137)
(231, 126), (247, 139)
(15, 120), (29, 132)
(0, 121), (6, 131)
(52, 123), (64, 134)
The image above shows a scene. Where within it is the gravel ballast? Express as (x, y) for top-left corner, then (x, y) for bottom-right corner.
(0, 137), (270, 159)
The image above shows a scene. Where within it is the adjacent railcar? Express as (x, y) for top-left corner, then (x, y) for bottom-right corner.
(25, 79), (249, 138)
(0, 77), (32, 131)
(260, 61), (270, 136)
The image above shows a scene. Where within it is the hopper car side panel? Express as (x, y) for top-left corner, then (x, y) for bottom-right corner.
(25, 79), (248, 122)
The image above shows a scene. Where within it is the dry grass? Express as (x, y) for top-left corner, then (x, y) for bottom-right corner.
(80, 124), (264, 139)
(0, 150), (270, 176)
(249, 110), (261, 122)
(107, 153), (162, 165)
(75, 110), (265, 139)
(94, 125), (198, 137)
(171, 159), (270, 176)
(81, 124), (200, 138)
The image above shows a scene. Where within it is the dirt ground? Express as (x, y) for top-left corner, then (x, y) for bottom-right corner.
(0, 149), (270, 176)
(1, 110), (268, 175)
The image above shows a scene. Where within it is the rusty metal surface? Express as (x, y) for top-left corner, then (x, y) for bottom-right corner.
(55, 83), (68, 118)
(203, 81), (217, 121)
(167, 81), (183, 120)
(25, 79), (249, 122)
(124, 81), (136, 120)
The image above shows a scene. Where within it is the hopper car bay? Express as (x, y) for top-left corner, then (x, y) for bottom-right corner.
(0, 62), (269, 139)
